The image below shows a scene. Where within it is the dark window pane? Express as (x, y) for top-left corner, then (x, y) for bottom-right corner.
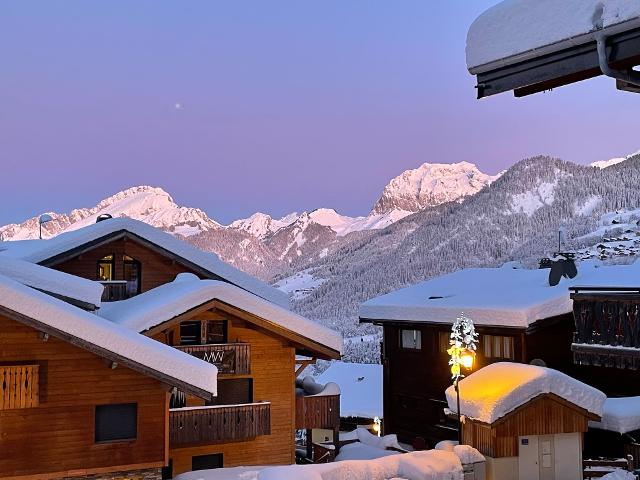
(206, 321), (227, 344)
(208, 378), (253, 406)
(192, 453), (223, 470)
(180, 321), (202, 345)
(123, 257), (141, 296)
(95, 403), (137, 442)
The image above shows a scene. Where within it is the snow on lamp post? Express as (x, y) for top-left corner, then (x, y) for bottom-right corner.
(447, 313), (478, 445)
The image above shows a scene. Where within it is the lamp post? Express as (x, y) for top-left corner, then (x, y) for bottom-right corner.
(447, 313), (478, 445)
(38, 214), (53, 240)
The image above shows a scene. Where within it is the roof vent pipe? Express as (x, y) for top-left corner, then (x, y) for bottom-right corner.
(596, 35), (640, 93)
(96, 214), (113, 223)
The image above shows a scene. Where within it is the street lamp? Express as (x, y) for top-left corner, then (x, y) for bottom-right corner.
(447, 314), (478, 445)
(38, 214), (53, 240)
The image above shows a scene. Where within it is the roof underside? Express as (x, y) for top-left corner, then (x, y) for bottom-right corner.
(474, 26), (640, 98)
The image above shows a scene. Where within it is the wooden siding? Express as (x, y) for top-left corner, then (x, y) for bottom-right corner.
(166, 310), (296, 475)
(0, 315), (168, 479)
(170, 402), (271, 448)
(295, 394), (340, 430)
(0, 365), (39, 410)
(462, 394), (592, 458)
(53, 237), (203, 293)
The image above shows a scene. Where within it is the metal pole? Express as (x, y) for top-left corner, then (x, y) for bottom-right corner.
(456, 379), (462, 444)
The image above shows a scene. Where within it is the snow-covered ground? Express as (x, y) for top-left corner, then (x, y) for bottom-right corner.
(316, 361), (383, 419)
(274, 270), (326, 300)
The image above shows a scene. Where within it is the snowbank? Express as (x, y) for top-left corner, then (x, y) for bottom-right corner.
(316, 362), (382, 418)
(445, 362), (605, 424)
(0, 272), (217, 397)
(296, 376), (341, 397)
(590, 396), (640, 434)
(99, 274), (342, 354)
(0, 256), (104, 307)
(258, 449), (463, 480)
(467, 0), (640, 70)
(360, 261), (640, 328)
(335, 442), (401, 462)
(0, 217), (288, 308)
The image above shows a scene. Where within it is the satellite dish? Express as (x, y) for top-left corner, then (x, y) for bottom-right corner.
(96, 214), (113, 223)
(39, 214), (53, 225)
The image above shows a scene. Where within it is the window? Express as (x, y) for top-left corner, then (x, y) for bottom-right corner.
(438, 331), (451, 353)
(208, 378), (253, 406)
(180, 321), (202, 345)
(206, 321), (227, 344)
(399, 329), (422, 350)
(482, 335), (514, 359)
(192, 453), (223, 471)
(123, 255), (142, 296)
(95, 403), (137, 442)
(97, 254), (115, 281)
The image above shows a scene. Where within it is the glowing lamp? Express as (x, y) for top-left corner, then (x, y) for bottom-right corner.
(460, 350), (475, 370)
(373, 416), (382, 437)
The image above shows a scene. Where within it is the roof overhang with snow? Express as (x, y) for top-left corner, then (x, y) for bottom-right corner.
(0, 218), (289, 308)
(0, 273), (217, 400)
(467, 1), (640, 98)
(99, 275), (343, 360)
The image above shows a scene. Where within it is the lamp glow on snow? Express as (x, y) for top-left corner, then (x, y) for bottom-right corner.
(447, 313), (478, 444)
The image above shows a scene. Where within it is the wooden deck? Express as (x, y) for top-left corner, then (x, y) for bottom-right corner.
(295, 394), (340, 430)
(0, 365), (39, 410)
(169, 402), (271, 448)
(175, 343), (250, 375)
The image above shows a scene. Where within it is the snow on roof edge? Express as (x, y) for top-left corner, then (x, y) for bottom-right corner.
(0, 218), (289, 309)
(99, 276), (343, 355)
(0, 272), (217, 397)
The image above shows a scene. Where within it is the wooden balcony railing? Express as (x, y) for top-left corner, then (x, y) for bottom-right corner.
(0, 365), (39, 410)
(100, 280), (130, 302)
(296, 394), (340, 430)
(175, 343), (250, 375)
(571, 287), (640, 369)
(169, 402), (270, 448)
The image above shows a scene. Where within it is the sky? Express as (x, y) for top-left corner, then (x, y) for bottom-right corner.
(1, 1), (639, 226)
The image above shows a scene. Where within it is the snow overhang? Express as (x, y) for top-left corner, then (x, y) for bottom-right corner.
(467, 0), (640, 98)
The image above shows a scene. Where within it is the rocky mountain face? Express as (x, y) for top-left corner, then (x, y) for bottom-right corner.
(2, 162), (496, 279)
(370, 161), (500, 215)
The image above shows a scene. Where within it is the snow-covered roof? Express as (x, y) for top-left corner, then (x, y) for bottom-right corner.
(99, 273), (342, 356)
(360, 260), (640, 329)
(445, 362), (605, 424)
(590, 396), (640, 434)
(316, 361), (382, 419)
(0, 217), (288, 308)
(0, 272), (217, 398)
(0, 256), (104, 308)
(467, 1), (640, 72)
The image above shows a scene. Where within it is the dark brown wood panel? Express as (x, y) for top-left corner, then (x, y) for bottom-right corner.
(295, 394), (340, 430)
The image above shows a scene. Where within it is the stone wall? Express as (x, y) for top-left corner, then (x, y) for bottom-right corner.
(59, 468), (162, 480)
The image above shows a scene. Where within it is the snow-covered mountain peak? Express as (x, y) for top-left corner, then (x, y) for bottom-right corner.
(371, 161), (500, 215)
(591, 149), (640, 169)
(229, 212), (298, 239)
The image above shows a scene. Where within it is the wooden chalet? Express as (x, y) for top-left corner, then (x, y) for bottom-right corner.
(359, 263), (640, 448)
(0, 217), (343, 476)
(446, 363), (604, 480)
(0, 261), (217, 480)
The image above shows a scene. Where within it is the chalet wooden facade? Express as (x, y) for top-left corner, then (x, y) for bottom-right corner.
(0, 218), (343, 477)
(0, 265), (217, 480)
(359, 265), (640, 447)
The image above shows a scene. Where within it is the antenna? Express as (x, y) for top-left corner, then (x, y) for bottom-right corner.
(38, 214), (53, 240)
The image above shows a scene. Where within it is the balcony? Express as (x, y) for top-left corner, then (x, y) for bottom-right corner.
(295, 394), (340, 430)
(100, 280), (130, 302)
(0, 365), (39, 410)
(570, 286), (640, 369)
(169, 402), (271, 448)
(175, 343), (250, 375)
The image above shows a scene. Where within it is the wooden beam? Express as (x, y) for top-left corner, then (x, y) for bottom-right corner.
(295, 358), (316, 377)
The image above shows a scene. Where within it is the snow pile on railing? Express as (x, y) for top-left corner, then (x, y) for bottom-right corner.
(296, 375), (341, 397)
(467, 0), (640, 70)
(445, 362), (605, 424)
